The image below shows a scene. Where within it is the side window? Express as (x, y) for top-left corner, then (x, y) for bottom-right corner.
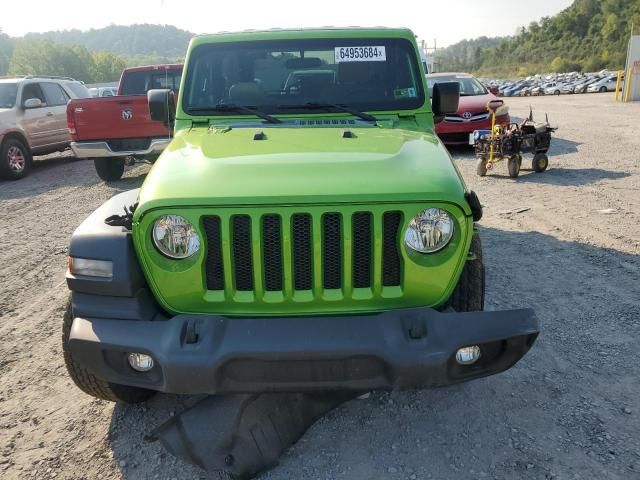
(41, 83), (70, 106)
(21, 83), (47, 106)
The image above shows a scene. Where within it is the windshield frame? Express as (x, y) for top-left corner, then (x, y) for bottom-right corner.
(180, 37), (427, 118)
(0, 82), (19, 109)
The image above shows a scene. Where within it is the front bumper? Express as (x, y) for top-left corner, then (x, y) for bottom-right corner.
(70, 138), (170, 159)
(68, 307), (539, 394)
(437, 115), (510, 145)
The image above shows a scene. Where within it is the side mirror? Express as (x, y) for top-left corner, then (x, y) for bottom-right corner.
(148, 89), (176, 125)
(489, 87), (500, 95)
(24, 98), (43, 109)
(431, 82), (460, 124)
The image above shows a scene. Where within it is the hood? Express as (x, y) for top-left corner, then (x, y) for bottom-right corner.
(136, 124), (468, 214)
(456, 94), (495, 115)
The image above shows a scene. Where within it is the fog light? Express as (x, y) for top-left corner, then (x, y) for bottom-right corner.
(455, 346), (481, 365)
(127, 353), (154, 372)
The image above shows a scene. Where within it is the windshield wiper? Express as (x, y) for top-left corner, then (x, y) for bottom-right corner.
(188, 104), (282, 124)
(279, 102), (377, 123)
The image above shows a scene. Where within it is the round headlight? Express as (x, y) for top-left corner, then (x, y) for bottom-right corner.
(404, 208), (454, 254)
(152, 215), (200, 259)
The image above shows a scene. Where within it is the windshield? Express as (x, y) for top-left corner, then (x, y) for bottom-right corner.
(120, 69), (182, 96)
(426, 75), (487, 97)
(64, 82), (92, 99)
(0, 83), (18, 108)
(182, 38), (424, 116)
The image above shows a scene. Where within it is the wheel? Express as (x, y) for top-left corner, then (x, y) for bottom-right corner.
(94, 157), (125, 181)
(446, 234), (484, 312)
(532, 153), (549, 173)
(599, 86), (607, 93)
(0, 137), (32, 180)
(476, 158), (487, 177)
(508, 154), (520, 178)
(62, 296), (154, 403)
(554, 90), (560, 96)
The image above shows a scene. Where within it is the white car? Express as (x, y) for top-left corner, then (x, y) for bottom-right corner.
(88, 86), (118, 97)
(587, 75), (622, 93)
(544, 83), (566, 95)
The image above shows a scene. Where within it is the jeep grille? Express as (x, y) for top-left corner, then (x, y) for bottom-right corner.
(202, 211), (403, 295)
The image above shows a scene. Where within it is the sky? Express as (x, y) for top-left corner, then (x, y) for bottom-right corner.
(1, 0), (574, 47)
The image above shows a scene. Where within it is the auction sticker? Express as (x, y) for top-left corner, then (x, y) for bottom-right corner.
(335, 46), (386, 63)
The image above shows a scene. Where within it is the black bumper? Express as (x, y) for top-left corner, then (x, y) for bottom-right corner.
(68, 307), (538, 394)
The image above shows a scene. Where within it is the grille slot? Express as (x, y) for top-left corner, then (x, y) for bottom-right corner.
(262, 215), (283, 291)
(382, 211), (402, 286)
(352, 212), (372, 288)
(323, 213), (342, 289)
(203, 216), (224, 290)
(292, 214), (312, 290)
(232, 215), (254, 291)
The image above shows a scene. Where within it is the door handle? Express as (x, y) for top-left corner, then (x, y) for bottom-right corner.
(46, 112), (54, 116)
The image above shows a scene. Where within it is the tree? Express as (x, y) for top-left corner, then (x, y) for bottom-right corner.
(91, 51), (126, 82)
(0, 28), (14, 76)
(8, 39), (94, 82)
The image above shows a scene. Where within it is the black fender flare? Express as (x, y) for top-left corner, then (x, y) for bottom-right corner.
(66, 189), (163, 321)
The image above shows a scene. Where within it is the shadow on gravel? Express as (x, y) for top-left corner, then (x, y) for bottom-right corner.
(0, 157), (149, 200)
(0, 155), (92, 199)
(507, 167), (629, 186)
(106, 172), (150, 192)
(549, 137), (580, 155)
(104, 227), (640, 480)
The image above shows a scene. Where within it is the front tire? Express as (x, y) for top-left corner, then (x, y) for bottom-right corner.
(508, 154), (521, 178)
(476, 158), (487, 177)
(0, 137), (32, 180)
(447, 234), (484, 312)
(62, 296), (154, 403)
(532, 153), (549, 172)
(94, 157), (125, 181)
(599, 86), (607, 93)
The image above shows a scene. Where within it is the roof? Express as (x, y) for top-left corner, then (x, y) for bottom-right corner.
(0, 75), (77, 82)
(195, 26), (413, 37)
(123, 64), (184, 74)
(191, 27), (416, 46)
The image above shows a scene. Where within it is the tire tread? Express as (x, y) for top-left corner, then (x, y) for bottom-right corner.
(62, 297), (153, 403)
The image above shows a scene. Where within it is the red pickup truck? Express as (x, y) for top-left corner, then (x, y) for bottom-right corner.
(67, 64), (183, 181)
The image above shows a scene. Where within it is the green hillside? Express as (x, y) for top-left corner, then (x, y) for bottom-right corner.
(439, 0), (640, 77)
(0, 24), (193, 82)
(24, 24), (193, 61)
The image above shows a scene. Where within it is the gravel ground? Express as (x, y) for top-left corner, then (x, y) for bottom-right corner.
(0, 93), (639, 480)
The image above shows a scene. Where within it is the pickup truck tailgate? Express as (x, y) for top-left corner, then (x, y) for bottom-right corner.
(68, 95), (169, 141)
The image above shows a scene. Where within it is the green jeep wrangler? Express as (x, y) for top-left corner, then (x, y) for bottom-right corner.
(62, 28), (538, 404)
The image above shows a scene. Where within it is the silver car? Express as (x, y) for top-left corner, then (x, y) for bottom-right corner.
(0, 76), (91, 180)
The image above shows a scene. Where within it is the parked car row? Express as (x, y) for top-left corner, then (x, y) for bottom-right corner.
(485, 70), (624, 98)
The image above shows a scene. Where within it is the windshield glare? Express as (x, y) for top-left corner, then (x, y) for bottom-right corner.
(426, 75), (487, 97)
(183, 38), (425, 115)
(0, 83), (18, 108)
